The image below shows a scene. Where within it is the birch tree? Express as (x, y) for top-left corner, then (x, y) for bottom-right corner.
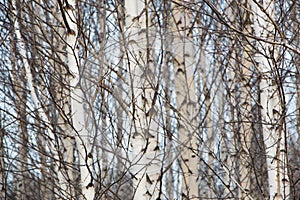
(125, 0), (161, 199)
(251, 0), (289, 198)
(2, 0), (300, 199)
(62, 0), (95, 198)
(230, 1), (254, 198)
(171, 1), (199, 198)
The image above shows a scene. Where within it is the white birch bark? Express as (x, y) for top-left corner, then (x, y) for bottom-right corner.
(238, 49), (252, 198)
(115, 1), (133, 198)
(238, 2), (254, 197)
(97, 1), (109, 196)
(224, 3), (251, 198)
(227, 51), (239, 198)
(125, 0), (161, 199)
(63, 1), (95, 199)
(172, 2), (199, 198)
(200, 48), (214, 199)
(55, 10), (76, 200)
(251, 0), (289, 199)
(163, 3), (175, 197)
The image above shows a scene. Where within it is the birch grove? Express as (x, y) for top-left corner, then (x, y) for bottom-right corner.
(1, 0), (300, 199)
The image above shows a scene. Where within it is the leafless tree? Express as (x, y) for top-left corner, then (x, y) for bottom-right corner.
(1, 0), (300, 199)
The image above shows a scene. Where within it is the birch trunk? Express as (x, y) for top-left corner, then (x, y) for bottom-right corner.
(63, 0), (95, 198)
(125, 0), (161, 199)
(238, 50), (252, 198)
(115, 1), (133, 198)
(171, 2), (199, 198)
(251, 0), (289, 199)
(163, 2), (174, 197)
(238, 2), (254, 197)
(199, 47), (214, 199)
(51, 1), (76, 197)
(228, 53), (240, 199)
(98, 1), (109, 197)
(225, 3), (239, 198)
